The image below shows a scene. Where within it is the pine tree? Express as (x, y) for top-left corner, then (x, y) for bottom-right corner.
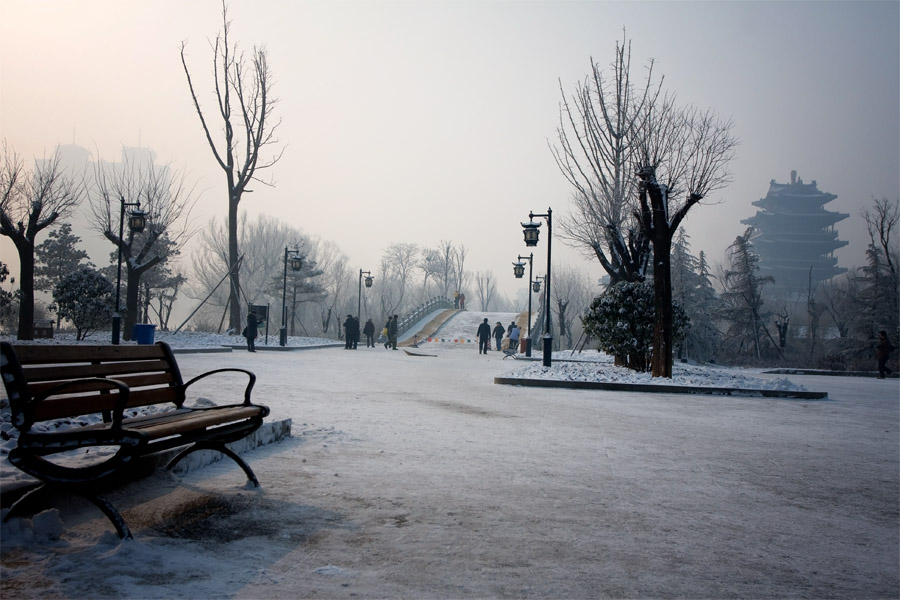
(720, 228), (775, 359)
(35, 222), (93, 326)
(671, 230), (720, 362)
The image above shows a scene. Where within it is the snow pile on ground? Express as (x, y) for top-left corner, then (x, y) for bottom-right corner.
(511, 351), (808, 391)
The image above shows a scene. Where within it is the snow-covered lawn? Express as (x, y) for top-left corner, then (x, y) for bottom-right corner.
(1, 312), (896, 598)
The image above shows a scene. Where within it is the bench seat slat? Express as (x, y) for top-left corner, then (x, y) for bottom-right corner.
(124, 406), (266, 440)
(30, 388), (182, 422)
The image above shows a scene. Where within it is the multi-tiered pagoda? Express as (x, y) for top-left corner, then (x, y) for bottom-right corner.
(741, 170), (848, 292)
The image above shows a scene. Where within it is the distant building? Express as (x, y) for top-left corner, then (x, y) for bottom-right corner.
(742, 170), (848, 292)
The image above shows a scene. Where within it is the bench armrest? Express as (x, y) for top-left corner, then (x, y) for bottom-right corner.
(181, 368), (257, 406)
(27, 377), (131, 431)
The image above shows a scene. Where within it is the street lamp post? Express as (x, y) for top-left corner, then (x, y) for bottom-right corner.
(280, 248), (303, 346)
(522, 207), (552, 367)
(112, 196), (147, 345)
(512, 252), (535, 357)
(357, 269), (373, 321)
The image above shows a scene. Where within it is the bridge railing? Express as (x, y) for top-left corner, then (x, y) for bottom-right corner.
(397, 296), (454, 338)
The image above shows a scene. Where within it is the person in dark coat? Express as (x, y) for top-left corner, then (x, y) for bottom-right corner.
(351, 316), (360, 349)
(387, 315), (399, 350)
(363, 318), (376, 348)
(492, 321), (505, 351)
(476, 318), (491, 354)
(343, 315), (354, 349)
(244, 311), (258, 352)
(875, 330), (895, 379)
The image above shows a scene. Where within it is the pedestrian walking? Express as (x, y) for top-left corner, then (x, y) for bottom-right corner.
(243, 310), (258, 352)
(492, 321), (505, 351)
(876, 330), (895, 379)
(459, 293), (466, 310)
(477, 318), (491, 354)
(363, 318), (376, 348)
(387, 315), (399, 350)
(383, 318), (391, 348)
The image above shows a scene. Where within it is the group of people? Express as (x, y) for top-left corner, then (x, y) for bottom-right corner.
(476, 319), (520, 355)
(452, 291), (466, 310)
(343, 315), (380, 349)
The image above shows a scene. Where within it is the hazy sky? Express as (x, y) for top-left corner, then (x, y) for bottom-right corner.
(1, 0), (898, 300)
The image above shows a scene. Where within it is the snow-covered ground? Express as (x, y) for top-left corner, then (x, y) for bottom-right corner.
(0, 312), (811, 490)
(1, 312), (897, 598)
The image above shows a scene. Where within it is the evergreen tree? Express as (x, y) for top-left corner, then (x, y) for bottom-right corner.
(34, 222), (93, 326)
(720, 228), (776, 359)
(582, 281), (688, 372)
(0, 261), (16, 332)
(671, 230), (720, 362)
(53, 266), (114, 340)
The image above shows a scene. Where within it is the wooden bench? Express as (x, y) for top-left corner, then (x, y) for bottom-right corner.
(32, 320), (54, 339)
(0, 341), (270, 539)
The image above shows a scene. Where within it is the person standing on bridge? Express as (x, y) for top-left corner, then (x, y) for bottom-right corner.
(492, 321), (505, 351)
(477, 318), (492, 354)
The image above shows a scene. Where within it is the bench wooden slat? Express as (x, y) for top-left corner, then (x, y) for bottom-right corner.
(10, 344), (168, 364)
(21, 359), (173, 382)
(125, 406), (265, 439)
(26, 373), (175, 399)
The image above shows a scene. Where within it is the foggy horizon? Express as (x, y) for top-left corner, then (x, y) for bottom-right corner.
(1, 0), (898, 305)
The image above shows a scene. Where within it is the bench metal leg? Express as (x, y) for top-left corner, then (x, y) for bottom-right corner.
(3, 483), (133, 540)
(166, 442), (261, 487)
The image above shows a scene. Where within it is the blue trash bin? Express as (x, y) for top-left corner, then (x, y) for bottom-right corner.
(132, 324), (156, 345)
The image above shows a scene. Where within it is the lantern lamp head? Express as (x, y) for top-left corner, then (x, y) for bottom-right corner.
(521, 220), (541, 247)
(532, 280), (542, 293)
(364, 275), (374, 288)
(512, 261), (525, 278)
(128, 209), (147, 233)
(289, 254), (303, 271)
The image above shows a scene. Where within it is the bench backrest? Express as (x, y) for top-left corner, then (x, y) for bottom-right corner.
(1, 342), (185, 428)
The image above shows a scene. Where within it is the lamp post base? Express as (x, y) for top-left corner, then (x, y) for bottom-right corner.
(525, 337), (532, 357)
(279, 327), (287, 347)
(542, 335), (553, 367)
(112, 315), (121, 345)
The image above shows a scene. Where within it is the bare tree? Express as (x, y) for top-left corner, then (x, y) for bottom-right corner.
(453, 245), (469, 297)
(0, 143), (86, 339)
(635, 102), (739, 377)
(379, 243), (419, 318)
(474, 270), (497, 311)
(310, 238), (351, 336)
(181, 0), (283, 332)
(551, 33), (660, 284)
(89, 150), (197, 340)
(859, 196), (899, 336)
(188, 214), (315, 333)
(549, 264), (591, 350)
